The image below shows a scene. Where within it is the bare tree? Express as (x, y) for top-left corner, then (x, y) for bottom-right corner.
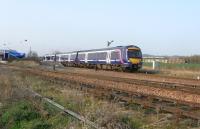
(185, 55), (200, 64)
(27, 51), (38, 58)
(51, 50), (62, 55)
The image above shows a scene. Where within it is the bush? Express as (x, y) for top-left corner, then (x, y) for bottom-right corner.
(185, 55), (200, 64)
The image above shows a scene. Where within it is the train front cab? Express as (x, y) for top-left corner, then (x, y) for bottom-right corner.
(126, 47), (142, 70)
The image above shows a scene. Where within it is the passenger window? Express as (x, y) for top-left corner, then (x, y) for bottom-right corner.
(111, 51), (119, 60)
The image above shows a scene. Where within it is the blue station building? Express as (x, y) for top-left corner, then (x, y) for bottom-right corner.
(0, 49), (25, 60)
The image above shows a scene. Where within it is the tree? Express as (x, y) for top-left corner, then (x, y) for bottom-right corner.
(27, 51), (38, 58)
(51, 50), (62, 55)
(185, 55), (200, 64)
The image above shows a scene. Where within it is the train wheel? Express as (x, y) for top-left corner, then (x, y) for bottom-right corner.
(100, 64), (103, 69)
(110, 65), (113, 70)
(130, 68), (138, 72)
(120, 67), (126, 72)
(95, 65), (98, 71)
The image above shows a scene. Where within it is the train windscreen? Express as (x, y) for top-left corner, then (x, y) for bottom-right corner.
(127, 50), (142, 58)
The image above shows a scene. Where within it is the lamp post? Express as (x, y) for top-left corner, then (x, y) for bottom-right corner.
(2, 43), (9, 50)
(24, 40), (31, 57)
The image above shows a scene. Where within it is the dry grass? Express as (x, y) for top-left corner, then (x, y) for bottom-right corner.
(142, 65), (200, 79)
(142, 62), (200, 79)
(10, 60), (40, 68)
(0, 75), (12, 100)
(30, 79), (143, 129)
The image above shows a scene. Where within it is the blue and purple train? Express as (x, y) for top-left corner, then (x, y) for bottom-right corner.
(43, 45), (142, 71)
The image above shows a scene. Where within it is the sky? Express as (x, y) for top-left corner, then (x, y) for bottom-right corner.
(0, 0), (200, 56)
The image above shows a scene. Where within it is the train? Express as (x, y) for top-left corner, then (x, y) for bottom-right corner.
(43, 45), (142, 71)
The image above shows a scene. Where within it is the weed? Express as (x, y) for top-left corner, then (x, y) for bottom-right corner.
(144, 108), (157, 115)
(120, 115), (142, 129)
(31, 120), (51, 129)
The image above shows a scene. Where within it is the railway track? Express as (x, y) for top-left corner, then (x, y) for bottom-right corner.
(27, 65), (200, 96)
(2, 64), (200, 120)
(51, 68), (200, 95)
(45, 77), (200, 120)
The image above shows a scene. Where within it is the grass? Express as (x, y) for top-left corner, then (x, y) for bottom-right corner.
(0, 100), (50, 129)
(0, 99), (79, 129)
(142, 62), (200, 78)
(0, 98), (80, 129)
(143, 62), (200, 71)
(120, 115), (142, 129)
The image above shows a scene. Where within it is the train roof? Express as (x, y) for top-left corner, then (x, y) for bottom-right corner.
(78, 45), (140, 52)
(44, 45), (140, 56)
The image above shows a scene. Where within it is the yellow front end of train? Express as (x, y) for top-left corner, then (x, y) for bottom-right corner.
(127, 48), (142, 70)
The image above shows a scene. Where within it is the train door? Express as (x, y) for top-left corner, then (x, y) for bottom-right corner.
(68, 54), (71, 62)
(58, 55), (61, 62)
(85, 53), (88, 63)
(44, 56), (46, 61)
(106, 51), (111, 64)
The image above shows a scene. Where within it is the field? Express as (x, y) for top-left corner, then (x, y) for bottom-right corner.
(0, 61), (200, 129)
(143, 62), (200, 71)
(142, 62), (200, 79)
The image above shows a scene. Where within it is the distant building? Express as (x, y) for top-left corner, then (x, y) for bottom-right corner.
(168, 57), (185, 64)
(0, 49), (25, 60)
(143, 57), (168, 63)
(143, 56), (185, 64)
